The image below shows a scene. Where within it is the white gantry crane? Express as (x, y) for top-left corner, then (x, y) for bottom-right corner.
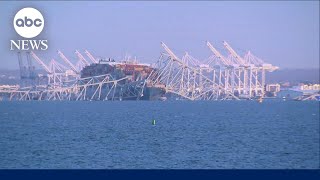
(31, 51), (73, 86)
(223, 41), (253, 97)
(75, 50), (90, 66)
(48, 59), (68, 73)
(57, 50), (79, 74)
(149, 42), (238, 100)
(223, 41), (247, 66)
(150, 41), (276, 100)
(30, 51), (52, 74)
(207, 41), (232, 66)
(206, 41), (236, 95)
(84, 50), (98, 63)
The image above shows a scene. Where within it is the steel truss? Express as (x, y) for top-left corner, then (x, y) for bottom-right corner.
(0, 74), (146, 101)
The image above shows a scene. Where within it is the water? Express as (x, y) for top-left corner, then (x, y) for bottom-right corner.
(0, 100), (319, 169)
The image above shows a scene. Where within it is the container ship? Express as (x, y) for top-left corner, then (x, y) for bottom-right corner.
(80, 59), (166, 100)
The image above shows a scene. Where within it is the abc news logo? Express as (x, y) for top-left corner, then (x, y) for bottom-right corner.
(16, 16), (43, 27)
(10, 7), (48, 51)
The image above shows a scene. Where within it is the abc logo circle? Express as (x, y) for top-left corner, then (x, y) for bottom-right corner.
(13, 7), (44, 38)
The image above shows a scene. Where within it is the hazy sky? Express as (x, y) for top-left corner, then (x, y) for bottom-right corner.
(0, 1), (319, 69)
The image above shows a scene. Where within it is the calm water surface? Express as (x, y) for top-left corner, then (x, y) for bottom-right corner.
(0, 100), (319, 168)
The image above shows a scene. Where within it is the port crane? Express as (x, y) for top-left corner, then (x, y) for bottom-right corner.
(75, 59), (86, 72)
(207, 41), (232, 66)
(75, 50), (90, 66)
(17, 52), (36, 87)
(31, 51), (77, 86)
(223, 41), (253, 96)
(48, 59), (68, 73)
(17, 52), (26, 79)
(57, 50), (79, 74)
(26, 52), (36, 82)
(150, 42), (238, 100)
(206, 41), (236, 95)
(84, 50), (98, 63)
(223, 41), (247, 66)
(30, 51), (52, 74)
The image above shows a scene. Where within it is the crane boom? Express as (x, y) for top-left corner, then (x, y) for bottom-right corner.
(161, 42), (201, 73)
(160, 42), (224, 89)
(84, 50), (98, 63)
(30, 51), (52, 73)
(49, 59), (65, 72)
(75, 50), (90, 66)
(206, 41), (231, 66)
(57, 50), (78, 73)
(223, 41), (246, 66)
(161, 42), (179, 61)
(52, 59), (68, 71)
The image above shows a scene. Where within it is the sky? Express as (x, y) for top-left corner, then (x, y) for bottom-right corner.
(0, 1), (319, 70)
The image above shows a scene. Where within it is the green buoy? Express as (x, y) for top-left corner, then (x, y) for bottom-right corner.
(152, 119), (156, 125)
